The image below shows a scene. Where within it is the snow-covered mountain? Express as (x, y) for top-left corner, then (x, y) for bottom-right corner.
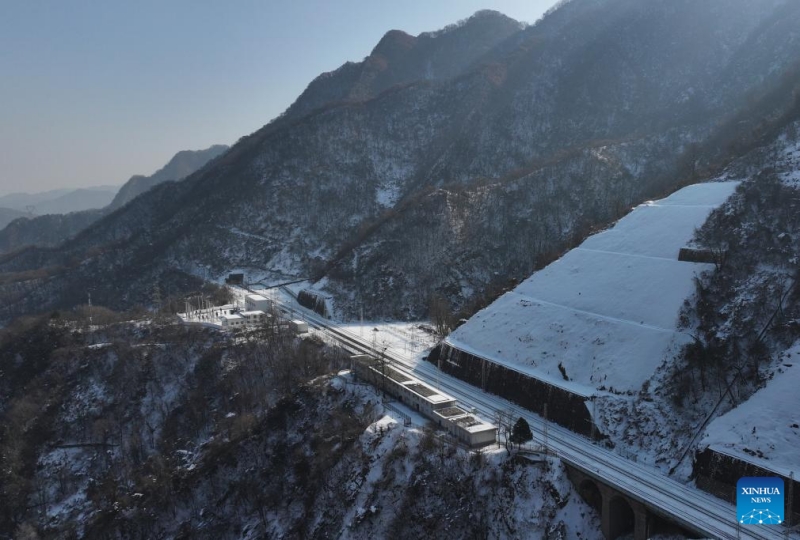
(1, 1), (800, 324)
(593, 119), (800, 486)
(444, 181), (740, 398)
(432, 116), (800, 508)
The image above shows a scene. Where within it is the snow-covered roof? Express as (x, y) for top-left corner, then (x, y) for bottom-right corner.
(432, 407), (496, 433)
(402, 381), (452, 404)
(446, 181), (740, 395)
(701, 343), (800, 478)
(240, 310), (265, 316)
(220, 313), (244, 321)
(245, 293), (268, 301)
(426, 393), (454, 405)
(458, 417), (496, 434)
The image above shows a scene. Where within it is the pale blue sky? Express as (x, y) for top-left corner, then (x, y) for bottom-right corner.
(0, 1), (555, 194)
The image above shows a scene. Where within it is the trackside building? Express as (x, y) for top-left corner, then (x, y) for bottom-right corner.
(351, 355), (497, 447)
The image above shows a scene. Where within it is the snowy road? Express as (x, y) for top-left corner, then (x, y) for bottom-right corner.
(273, 288), (798, 540)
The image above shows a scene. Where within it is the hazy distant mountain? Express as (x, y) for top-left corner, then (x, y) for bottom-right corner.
(35, 186), (119, 214)
(0, 145), (228, 253)
(0, 210), (106, 254)
(0, 189), (71, 209)
(0, 207), (27, 230)
(1, 1), (799, 322)
(0, 186), (118, 215)
(108, 144), (229, 210)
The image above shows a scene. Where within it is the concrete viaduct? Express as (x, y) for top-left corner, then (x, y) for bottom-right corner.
(566, 464), (699, 539)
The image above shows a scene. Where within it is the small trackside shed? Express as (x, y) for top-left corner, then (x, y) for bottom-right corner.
(289, 320), (308, 334)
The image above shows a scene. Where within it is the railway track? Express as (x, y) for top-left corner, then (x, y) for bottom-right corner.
(268, 287), (795, 539)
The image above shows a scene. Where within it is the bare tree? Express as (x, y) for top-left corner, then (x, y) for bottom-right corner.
(493, 408), (516, 454)
(429, 293), (454, 338)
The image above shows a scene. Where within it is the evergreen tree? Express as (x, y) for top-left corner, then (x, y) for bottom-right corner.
(510, 417), (532, 449)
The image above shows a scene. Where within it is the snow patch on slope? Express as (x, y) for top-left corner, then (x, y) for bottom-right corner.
(447, 181), (739, 394)
(701, 341), (800, 478)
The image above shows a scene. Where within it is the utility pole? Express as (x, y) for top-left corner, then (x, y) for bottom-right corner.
(87, 291), (94, 344)
(543, 403), (549, 454)
(436, 348), (442, 391)
(787, 471), (794, 533)
(380, 346), (388, 400)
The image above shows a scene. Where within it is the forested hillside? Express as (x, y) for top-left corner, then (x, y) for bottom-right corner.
(1, 0), (799, 325)
(0, 312), (600, 539)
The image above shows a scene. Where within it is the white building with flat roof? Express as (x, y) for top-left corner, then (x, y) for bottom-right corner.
(220, 310), (269, 329)
(289, 320), (308, 334)
(432, 406), (497, 448)
(245, 294), (271, 312)
(351, 355), (497, 447)
(220, 313), (245, 328)
(241, 310), (268, 324)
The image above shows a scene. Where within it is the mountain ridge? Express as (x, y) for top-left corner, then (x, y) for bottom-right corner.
(108, 144), (229, 211)
(0, 0), (799, 323)
(282, 10), (524, 121)
(0, 186), (119, 215)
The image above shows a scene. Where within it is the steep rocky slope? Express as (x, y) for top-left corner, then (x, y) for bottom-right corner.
(1, 1), (800, 323)
(0, 314), (601, 539)
(588, 119), (800, 480)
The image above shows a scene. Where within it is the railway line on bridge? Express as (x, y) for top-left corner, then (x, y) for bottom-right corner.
(270, 286), (796, 539)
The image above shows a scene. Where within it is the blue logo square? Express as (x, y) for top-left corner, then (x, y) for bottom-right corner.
(737, 477), (784, 525)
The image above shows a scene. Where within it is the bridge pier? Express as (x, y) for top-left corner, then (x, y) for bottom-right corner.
(568, 465), (650, 539)
(599, 484), (649, 539)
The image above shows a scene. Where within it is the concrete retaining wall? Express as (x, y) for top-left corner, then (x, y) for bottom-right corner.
(428, 343), (595, 437)
(694, 448), (799, 525)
